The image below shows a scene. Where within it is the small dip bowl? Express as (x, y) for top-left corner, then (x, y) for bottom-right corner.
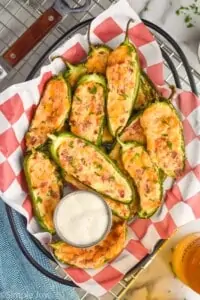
(54, 190), (112, 248)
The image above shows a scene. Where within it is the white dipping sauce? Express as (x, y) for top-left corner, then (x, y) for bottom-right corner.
(54, 191), (111, 247)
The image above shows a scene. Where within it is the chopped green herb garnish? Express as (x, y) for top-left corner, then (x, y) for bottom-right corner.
(109, 176), (115, 181)
(185, 15), (192, 23)
(94, 171), (100, 177)
(175, 1), (200, 28)
(167, 141), (173, 149)
(69, 141), (74, 148)
(76, 96), (82, 102)
(162, 133), (168, 137)
(95, 163), (102, 170)
(36, 196), (42, 203)
(162, 119), (169, 125)
(127, 45), (133, 55)
(119, 93), (128, 99)
(134, 153), (140, 159)
(89, 86), (97, 94)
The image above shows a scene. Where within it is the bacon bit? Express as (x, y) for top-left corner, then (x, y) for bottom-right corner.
(29, 136), (37, 145)
(171, 151), (178, 159)
(70, 120), (76, 126)
(136, 169), (144, 176)
(77, 166), (83, 172)
(119, 190), (125, 198)
(83, 120), (92, 128)
(144, 182), (150, 193)
(61, 154), (73, 163)
(101, 174), (110, 182)
(50, 190), (59, 198)
(40, 182), (48, 188)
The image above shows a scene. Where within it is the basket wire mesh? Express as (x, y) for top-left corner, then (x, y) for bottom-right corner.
(1, 1), (199, 299)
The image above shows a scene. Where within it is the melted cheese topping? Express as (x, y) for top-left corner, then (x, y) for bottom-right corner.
(106, 45), (139, 136)
(27, 152), (61, 231)
(121, 116), (146, 144)
(64, 173), (130, 219)
(86, 47), (110, 74)
(122, 145), (161, 215)
(51, 220), (126, 268)
(26, 77), (70, 150)
(57, 136), (132, 202)
(70, 82), (104, 144)
(134, 73), (158, 110)
(140, 102), (184, 177)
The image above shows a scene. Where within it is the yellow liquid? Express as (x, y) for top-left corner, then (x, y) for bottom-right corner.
(172, 233), (200, 293)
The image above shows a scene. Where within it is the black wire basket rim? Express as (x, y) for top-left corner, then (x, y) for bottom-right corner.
(6, 18), (197, 287)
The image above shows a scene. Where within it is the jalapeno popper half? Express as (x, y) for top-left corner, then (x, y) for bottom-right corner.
(50, 219), (126, 268)
(49, 133), (134, 203)
(134, 71), (159, 110)
(140, 101), (185, 178)
(24, 151), (63, 233)
(63, 62), (87, 88)
(119, 141), (162, 218)
(25, 75), (71, 150)
(63, 173), (131, 220)
(106, 22), (140, 136)
(109, 113), (146, 165)
(86, 45), (111, 74)
(69, 74), (106, 145)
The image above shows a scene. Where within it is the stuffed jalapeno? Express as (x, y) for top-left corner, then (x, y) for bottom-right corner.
(69, 74), (106, 145)
(24, 151), (63, 233)
(49, 132), (134, 203)
(25, 75), (71, 150)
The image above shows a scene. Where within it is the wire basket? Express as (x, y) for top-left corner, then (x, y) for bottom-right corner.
(1, 1), (199, 299)
(5, 16), (199, 300)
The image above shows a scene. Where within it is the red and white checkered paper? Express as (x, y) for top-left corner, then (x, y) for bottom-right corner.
(0, 0), (200, 296)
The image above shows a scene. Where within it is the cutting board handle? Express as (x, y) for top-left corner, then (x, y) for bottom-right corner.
(2, 7), (62, 68)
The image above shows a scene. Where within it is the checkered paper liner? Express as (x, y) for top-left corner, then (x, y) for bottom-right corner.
(0, 0), (200, 297)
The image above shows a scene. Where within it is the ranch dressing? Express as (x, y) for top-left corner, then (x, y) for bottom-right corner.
(54, 191), (112, 247)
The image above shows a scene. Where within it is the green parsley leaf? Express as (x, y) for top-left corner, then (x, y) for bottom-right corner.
(167, 140), (173, 149)
(185, 15), (192, 23)
(69, 141), (74, 148)
(134, 153), (140, 159)
(36, 196), (42, 203)
(76, 96), (82, 102)
(187, 23), (194, 28)
(89, 86), (97, 94)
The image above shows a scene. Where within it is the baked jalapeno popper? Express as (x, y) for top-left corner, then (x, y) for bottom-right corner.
(63, 173), (131, 220)
(106, 21), (140, 136)
(49, 132), (134, 203)
(50, 219), (126, 268)
(24, 151), (63, 233)
(86, 44), (111, 74)
(25, 75), (71, 150)
(109, 113), (146, 165)
(69, 74), (106, 145)
(64, 62), (87, 88)
(140, 101), (185, 178)
(119, 141), (162, 218)
(134, 71), (159, 110)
